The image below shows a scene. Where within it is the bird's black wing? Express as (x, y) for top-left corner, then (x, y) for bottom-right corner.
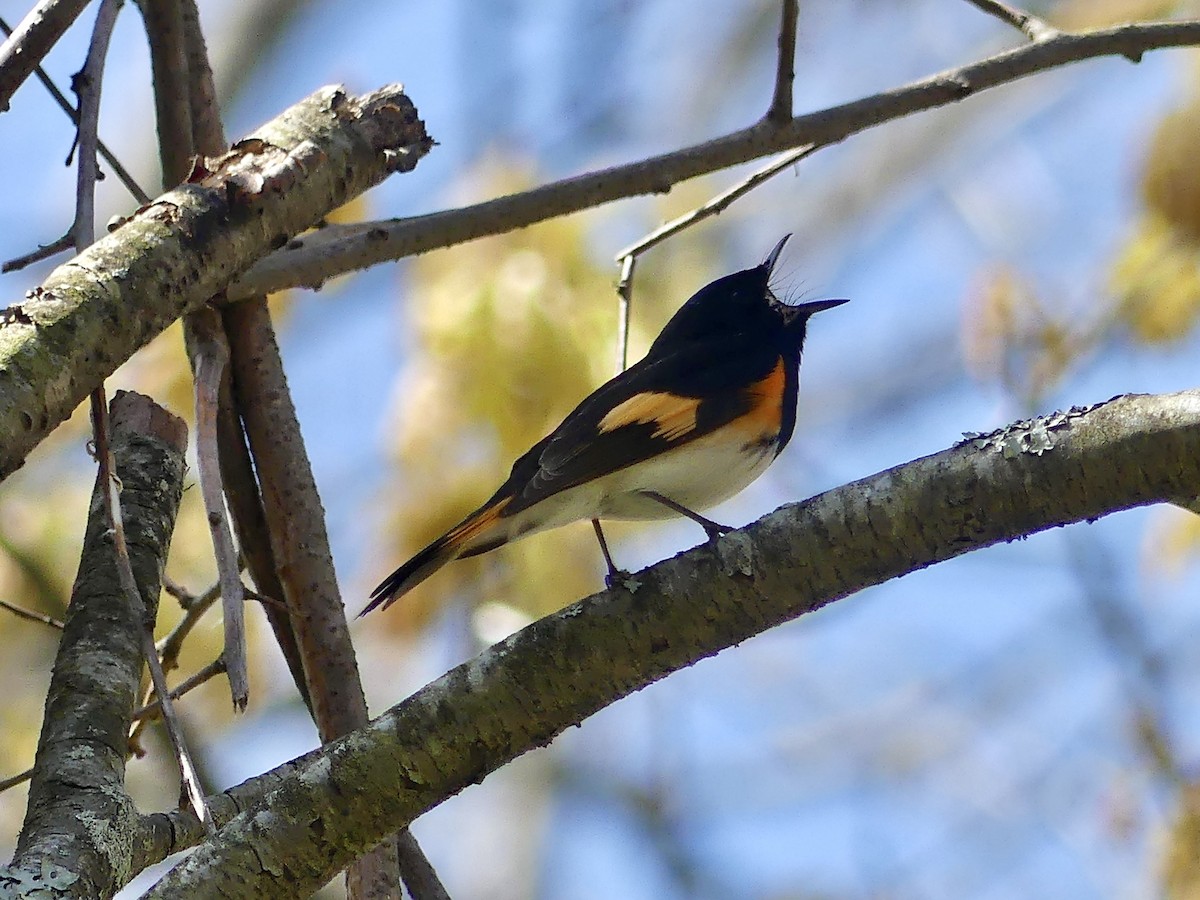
(499, 333), (785, 516)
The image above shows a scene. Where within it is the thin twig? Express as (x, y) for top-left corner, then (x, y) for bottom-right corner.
(130, 579), (221, 751)
(138, 0), (247, 711)
(4, 654), (230, 795)
(71, 0), (214, 832)
(0, 598), (63, 630)
(608, 143), (817, 380)
(157, 580), (222, 672)
(67, 0), (122, 254)
(614, 144), (818, 263)
(190, 314), (249, 710)
(2, 233), (73, 273)
(225, 19), (1200, 302)
(0, 767), (31, 794)
(91, 390), (213, 830)
(133, 656), (228, 721)
(0, 0), (92, 112)
(160, 572), (195, 606)
(614, 254), (636, 375)
(244, 587), (289, 612)
(0, 14), (149, 204)
(767, 0), (799, 122)
(961, 0), (1060, 41)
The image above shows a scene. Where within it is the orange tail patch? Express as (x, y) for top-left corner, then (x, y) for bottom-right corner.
(445, 497), (511, 552)
(361, 497), (513, 616)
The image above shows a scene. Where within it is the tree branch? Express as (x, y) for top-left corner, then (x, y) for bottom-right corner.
(67, 0), (122, 254)
(225, 18), (1200, 301)
(169, 4), (439, 891)
(1, 390), (186, 899)
(144, 390), (1200, 897)
(189, 314), (249, 709)
(962, 0), (1060, 41)
(767, 0), (798, 122)
(0, 0), (92, 112)
(0, 82), (431, 483)
(0, 14), (148, 205)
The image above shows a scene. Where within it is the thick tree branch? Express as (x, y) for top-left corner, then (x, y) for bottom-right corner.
(0, 82), (431, 482)
(1, 390), (186, 899)
(170, 4), (437, 892)
(224, 298), (439, 899)
(225, 18), (1200, 300)
(143, 390), (1200, 897)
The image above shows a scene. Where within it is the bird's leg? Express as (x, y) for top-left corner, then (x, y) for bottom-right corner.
(639, 490), (731, 540)
(592, 519), (629, 587)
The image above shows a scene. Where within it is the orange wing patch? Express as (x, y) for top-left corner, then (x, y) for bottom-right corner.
(598, 391), (701, 441)
(738, 357), (786, 435)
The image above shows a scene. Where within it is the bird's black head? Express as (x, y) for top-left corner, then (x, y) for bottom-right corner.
(647, 235), (847, 355)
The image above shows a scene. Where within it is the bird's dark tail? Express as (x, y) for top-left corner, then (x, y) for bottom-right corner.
(359, 497), (513, 616)
(359, 535), (458, 616)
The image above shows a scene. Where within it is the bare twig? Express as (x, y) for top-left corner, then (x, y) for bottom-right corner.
(609, 144), (817, 373)
(614, 144), (818, 262)
(161, 572), (195, 606)
(91, 390), (213, 830)
(137, 0), (193, 180)
(0, 0), (92, 112)
(961, 0), (1060, 41)
(243, 587), (288, 611)
(139, 0), (248, 713)
(68, 0), (213, 832)
(2, 0), (125, 274)
(131, 579), (221, 751)
(190, 314), (249, 710)
(0, 14), (149, 203)
(767, 0), (799, 122)
(2, 233), (73, 273)
(5, 654), (229, 796)
(152, 0), (314, 716)
(158, 582), (222, 672)
(0, 767), (31, 794)
(614, 254), (636, 374)
(133, 656), (228, 721)
(225, 19), (1200, 302)
(68, 0), (122, 253)
(0, 598), (63, 629)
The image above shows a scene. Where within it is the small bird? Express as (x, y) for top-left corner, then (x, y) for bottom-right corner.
(362, 235), (847, 615)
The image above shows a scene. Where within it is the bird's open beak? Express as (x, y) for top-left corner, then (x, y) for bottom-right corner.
(764, 234), (792, 275)
(791, 297), (849, 316)
(779, 295), (849, 328)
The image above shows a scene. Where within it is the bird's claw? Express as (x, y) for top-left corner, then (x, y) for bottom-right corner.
(604, 568), (632, 589)
(702, 521), (732, 540)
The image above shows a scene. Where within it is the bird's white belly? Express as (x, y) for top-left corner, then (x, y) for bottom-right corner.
(502, 429), (780, 540)
(600, 431), (778, 519)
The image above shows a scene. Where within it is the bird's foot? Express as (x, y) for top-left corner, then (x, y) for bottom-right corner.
(604, 567), (633, 589)
(701, 520), (732, 541)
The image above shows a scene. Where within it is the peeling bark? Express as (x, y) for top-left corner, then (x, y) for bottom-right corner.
(2, 391), (186, 899)
(0, 83), (431, 482)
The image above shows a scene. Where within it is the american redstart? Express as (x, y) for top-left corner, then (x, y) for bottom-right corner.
(362, 235), (847, 615)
